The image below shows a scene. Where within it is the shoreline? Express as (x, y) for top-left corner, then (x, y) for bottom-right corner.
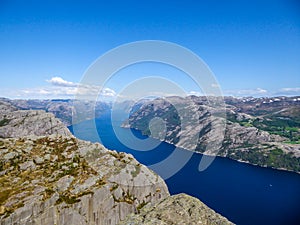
(121, 126), (300, 175)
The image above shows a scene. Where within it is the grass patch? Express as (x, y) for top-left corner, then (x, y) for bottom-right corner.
(56, 194), (80, 205)
(110, 184), (119, 192)
(137, 200), (148, 213)
(284, 140), (300, 144)
(0, 189), (12, 204)
(42, 188), (55, 201)
(0, 118), (10, 127)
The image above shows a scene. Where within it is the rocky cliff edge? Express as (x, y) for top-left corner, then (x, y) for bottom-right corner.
(0, 100), (233, 225)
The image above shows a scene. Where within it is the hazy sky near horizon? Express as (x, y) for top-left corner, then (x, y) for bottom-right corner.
(0, 0), (299, 99)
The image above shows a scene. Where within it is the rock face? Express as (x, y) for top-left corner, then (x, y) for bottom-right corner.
(0, 109), (72, 138)
(120, 193), (233, 225)
(124, 96), (300, 173)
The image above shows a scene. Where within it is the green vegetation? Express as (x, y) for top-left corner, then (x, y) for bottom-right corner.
(252, 117), (300, 141)
(284, 140), (300, 144)
(56, 194), (81, 205)
(228, 148), (300, 172)
(109, 151), (126, 160)
(61, 165), (79, 176)
(0, 161), (3, 171)
(131, 164), (141, 177)
(55, 190), (94, 205)
(137, 200), (148, 213)
(42, 188), (55, 201)
(226, 112), (300, 142)
(239, 121), (253, 127)
(113, 190), (136, 204)
(0, 136), (103, 218)
(0, 190), (11, 205)
(0, 118), (10, 127)
(130, 104), (181, 143)
(96, 177), (107, 186)
(110, 184), (119, 192)
(127, 98), (300, 174)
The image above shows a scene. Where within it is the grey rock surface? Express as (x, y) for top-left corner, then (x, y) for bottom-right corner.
(0, 104), (72, 138)
(119, 193), (234, 225)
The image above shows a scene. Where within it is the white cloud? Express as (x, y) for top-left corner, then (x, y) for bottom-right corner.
(223, 87), (300, 97)
(188, 91), (202, 96)
(0, 77), (117, 100)
(5, 76), (298, 100)
(4, 86), (116, 100)
(11, 87), (78, 99)
(279, 87), (300, 92)
(211, 83), (220, 88)
(46, 76), (117, 99)
(47, 76), (78, 87)
(101, 88), (116, 97)
(275, 87), (300, 96)
(224, 88), (268, 97)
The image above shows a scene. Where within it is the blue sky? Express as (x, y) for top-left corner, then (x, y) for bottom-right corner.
(0, 0), (299, 99)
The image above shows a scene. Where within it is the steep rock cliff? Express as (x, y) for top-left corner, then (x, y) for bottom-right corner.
(0, 135), (169, 225)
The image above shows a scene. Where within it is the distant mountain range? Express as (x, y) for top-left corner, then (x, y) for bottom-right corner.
(0, 98), (111, 126)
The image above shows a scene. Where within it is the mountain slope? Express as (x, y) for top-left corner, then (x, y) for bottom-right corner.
(123, 96), (300, 173)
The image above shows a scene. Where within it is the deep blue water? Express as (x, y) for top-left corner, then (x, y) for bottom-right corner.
(69, 113), (300, 225)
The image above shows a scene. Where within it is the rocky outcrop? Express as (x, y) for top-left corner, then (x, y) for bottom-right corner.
(0, 135), (169, 225)
(119, 193), (233, 225)
(0, 109), (72, 138)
